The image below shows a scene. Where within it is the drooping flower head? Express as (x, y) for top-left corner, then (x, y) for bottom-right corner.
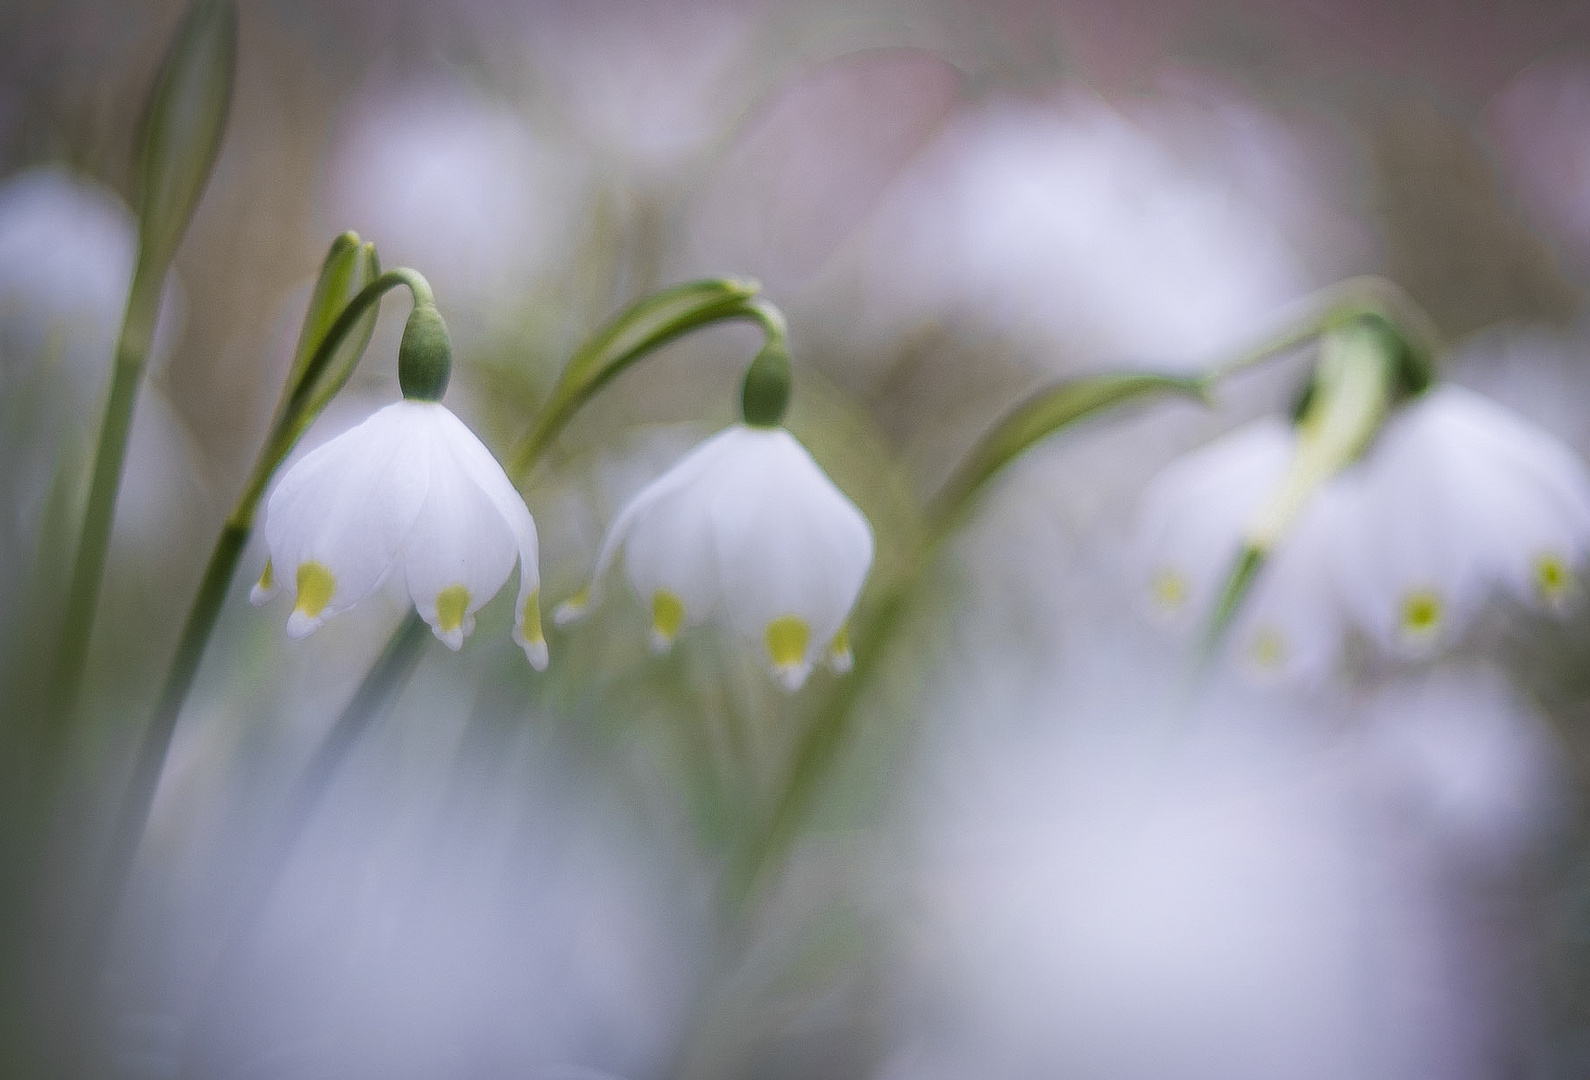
(1335, 383), (1590, 654)
(1133, 417), (1349, 683)
(1135, 367), (1590, 681)
(253, 302), (546, 667)
(559, 340), (873, 690)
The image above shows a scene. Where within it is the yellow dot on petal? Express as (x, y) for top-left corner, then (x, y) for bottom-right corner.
(829, 624), (851, 658)
(1535, 553), (1571, 604)
(765, 615), (811, 670)
(436, 584), (471, 633)
(1249, 626), (1286, 670)
(1150, 568), (1188, 613)
(293, 561), (336, 618)
(258, 559), (274, 592)
(520, 588), (545, 644)
(652, 589), (686, 644)
(1400, 589), (1443, 638)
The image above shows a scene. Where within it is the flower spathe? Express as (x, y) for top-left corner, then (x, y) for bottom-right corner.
(562, 424), (874, 690)
(252, 400), (547, 668)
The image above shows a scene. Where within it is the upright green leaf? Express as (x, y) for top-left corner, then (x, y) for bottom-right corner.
(136, 0), (238, 268)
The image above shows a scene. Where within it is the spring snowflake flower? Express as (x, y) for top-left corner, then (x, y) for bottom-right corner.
(1135, 384), (1590, 679)
(252, 400), (547, 667)
(560, 424), (873, 690)
(1133, 417), (1348, 682)
(1336, 383), (1590, 654)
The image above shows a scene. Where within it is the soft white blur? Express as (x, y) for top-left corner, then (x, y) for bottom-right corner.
(856, 83), (1371, 369)
(4, 3), (1589, 1078)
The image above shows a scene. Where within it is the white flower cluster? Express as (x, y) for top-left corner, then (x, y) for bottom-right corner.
(1136, 384), (1590, 681)
(252, 407), (874, 691)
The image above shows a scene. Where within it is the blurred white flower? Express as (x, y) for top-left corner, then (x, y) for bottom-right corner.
(0, 166), (138, 391)
(522, 0), (753, 176)
(1484, 58), (1590, 272)
(561, 424), (873, 690)
(1134, 383), (1590, 679)
(0, 167), (190, 603)
(253, 400), (546, 666)
(1132, 417), (1349, 682)
(1355, 663), (1565, 870)
(1134, 418), (1291, 629)
(1337, 383), (1590, 653)
(323, 84), (577, 319)
(860, 88), (1361, 368)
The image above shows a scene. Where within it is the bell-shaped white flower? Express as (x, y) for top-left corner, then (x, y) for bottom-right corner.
(1335, 384), (1590, 654)
(563, 425), (873, 690)
(1133, 418), (1292, 630)
(1132, 417), (1347, 682)
(252, 400), (546, 667)
(1135, 384), (1590, 681)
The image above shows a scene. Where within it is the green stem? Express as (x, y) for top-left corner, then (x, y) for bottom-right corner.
(47, 252), (165, 728)
(509, 288), (779, 477)
(1203, 274), (1440, 385)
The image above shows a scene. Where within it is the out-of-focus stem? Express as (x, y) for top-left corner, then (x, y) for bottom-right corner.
(45, 254), (164, 740)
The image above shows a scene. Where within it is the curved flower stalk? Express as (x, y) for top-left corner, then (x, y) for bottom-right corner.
(558, 335), (874, 690)
(251, 398), (546, 666)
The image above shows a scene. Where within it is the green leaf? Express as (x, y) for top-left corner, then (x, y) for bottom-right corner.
(135, 0), (237, 268)
(925, 371), (1208, 536)
(510, 278), (766, 477)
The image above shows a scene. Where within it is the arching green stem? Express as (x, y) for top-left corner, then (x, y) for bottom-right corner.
(509, 279), (780, 477)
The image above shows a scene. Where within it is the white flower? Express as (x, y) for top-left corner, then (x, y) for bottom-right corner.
(562, 425), (873, 690)
(1335, 383), (1590, 653)
(323, 85), (577, 317)
(1134, 384), (1590, 679)
(252, 400), (546, 667)
(1132, 417), (1347, 682)
(860, 88), (1349, 370)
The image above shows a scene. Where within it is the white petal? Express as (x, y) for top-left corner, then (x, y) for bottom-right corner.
(1228, 481), (1353, 684)
(429, 405), (548, 668)
(589, 426), (741, 636)
(262, 402), (432, 634)
(1335, 385), (1590, 653)
(709, 428), (874, 668)
(1132, 418), (1293, 628)
(398, 405), (519, 649)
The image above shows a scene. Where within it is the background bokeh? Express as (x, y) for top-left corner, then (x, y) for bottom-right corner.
(6, 1), (1590, 1078)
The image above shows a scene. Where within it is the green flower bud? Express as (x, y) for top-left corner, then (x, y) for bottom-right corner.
(289, 232), (380, 396)
(399, 302), (453, 401)
(740, 339), (792, 427)
(135, 0), (237, 268)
